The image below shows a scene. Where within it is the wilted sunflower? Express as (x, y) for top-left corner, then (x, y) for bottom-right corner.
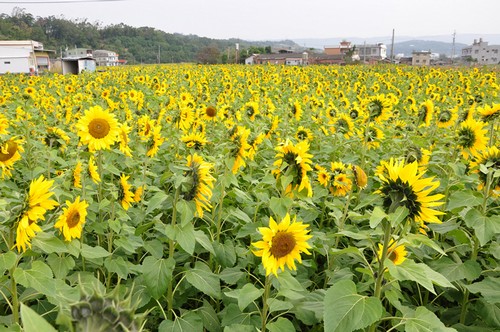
(76, 105), (120, 152)
(15, 175), (59, 252)
(183, 154), (215, 217)
(456, 118), (489, 159)
(119, 174), (135, 210)
(0, 138), (23, 178)
(54, 196), (89, 241)
(252, 213), (312, 276)
(470, 146), (500, 196)
(377, 159), (444, 224)
(273, 140), (313, 197)
(377, 239), (407, 265)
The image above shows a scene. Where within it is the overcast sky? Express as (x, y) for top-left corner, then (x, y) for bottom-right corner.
(1, 0), (499, 42)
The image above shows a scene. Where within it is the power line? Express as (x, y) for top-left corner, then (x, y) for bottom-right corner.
(0, 0), (126, 3)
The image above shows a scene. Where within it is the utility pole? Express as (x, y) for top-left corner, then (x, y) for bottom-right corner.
(390, 28), (395, 63)
(158, 45), (161, 64)
(451, 30), (456, 65)
(363, 41), (366, 63)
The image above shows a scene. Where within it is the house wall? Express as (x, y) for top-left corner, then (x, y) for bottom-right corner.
(0, 45), (35, 74)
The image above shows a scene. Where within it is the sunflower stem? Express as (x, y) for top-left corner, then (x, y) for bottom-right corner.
(369, 219), (392, 332)
(261, 275), (271, 332)
(8, 228), (19, 325)
(459, 234), (479, 325)
(167, 187), (180, 321)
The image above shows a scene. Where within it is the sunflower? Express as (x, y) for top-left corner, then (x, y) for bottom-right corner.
(183, 154), (215, 217)
(0, 138), (23, 178)
(202, 105), (218, 122)
(351, 165), (368, 189)
(15, 175), (59, 252)
(45, 127), (71, 150)
(76, 105), (120, 152)
(436, 107), (458, 128)
(470, 146), (500, 196)
(146, 125), (164, 158)
(376, 159), (444, 224)
(134, 185), (144, 203)
(456, 118), (489, 159)
(118, 122), (132, 157)
(181, 131), (208, 150)
(478, 103), (500, 123)
(243, 101), (260, 122)
(73, 161), (83, 188)
(330, 114), (354, 138)
(329, 173), (353, 197)
(273, 140), (313, 197)
(230, 126), (252, 174)
(290, 100), (303, 121)
(377, 239), (407, 265)
(315, 165), (330, 187)
(418, 100), (434, 127)
(252, 213), (312, 276)
(176, 106), (195, 131)
(119, 174), (135, 210)
(54, 196), (89, 241)
(366, 94), (392, 124)
(295, 126), (313, 141)
(248, 133), (266, 161)
(88, 155), (101, 184)
(405, 145), (431, 171)
(361, 123), (385, 149)
(0, 113), (10, 135)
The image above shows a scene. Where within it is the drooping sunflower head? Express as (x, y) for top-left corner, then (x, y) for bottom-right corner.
(291, 100), (303, 121)
(351, 164), (368, 190)
(331, 114), (354, 138)
(436, 107), (458, 128)
(366, 94), (391, 123)
(244, 101), (260, 121)
(183, 154), (215, 217)
(252, 213), (312, 276)
(376, 158), (444, 224)
(76, 105), (120, 152)
(478, 103), (500, 123)
(418, 100), (434, 126)
(273, 140), (313, 197)
(456, 118), (489, 159)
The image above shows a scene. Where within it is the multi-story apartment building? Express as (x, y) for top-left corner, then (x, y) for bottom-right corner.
(412, 51), (432, 66)
(355, 43), (387, 61)
(65, 48), (93, 58)
(461, 38), (500, 65)
(93, 50), (119, 66)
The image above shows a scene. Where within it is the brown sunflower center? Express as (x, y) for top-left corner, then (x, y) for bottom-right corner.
(270, 231), (296, 258)
(205, 106), (217, 118)
(88, 118), (110, 139)
(0, 141), (18, 162)
(66, 210), (81, 228)
(388, 249), (398, 263)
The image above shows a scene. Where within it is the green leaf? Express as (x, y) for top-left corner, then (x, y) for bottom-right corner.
(230, 207), (253, 224)
(224, 283), (264, 311)
(20, 303), (57, 332)
(405, 306), (457, 332)
(0, 251), (17, 272)
(146, 191), (168, 215)
(142, 256), (175, 300)
(213, 240), (236, 267)
(269, 196), (293, 219)
(386, 259), (455, 294)
(369, 206), (387, 228)
(430, 258), (481, 282)
(477, 299), (500, 328)
(388, 206), (409, 228)
(176, 199), (195, 226)
(219, 267), (245, 285)
(198, 300), (221, 332)
(194, 230), (215, 255)
(447, 191), (482, 211)
(267, 298), (294, 313)
(324, 279), (384, 332)
(267, 317), (295, 332)
(46, 254), (75, 279)
(159, 311), (203, 332)
(406, 233), (446, 255)
(13, 261), (56, 298)
(220, 303), (259, 327)
(31, 233), (69, 254)
(176, 222), (196, 255)
(80, 244), (111, 259)
(185, 261), (221, 299)
(466, 277), (500, 304)
(104, 256), (130, 280)
(464, 209), (500, 246)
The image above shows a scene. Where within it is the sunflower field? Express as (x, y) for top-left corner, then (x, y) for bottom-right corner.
(0, 63), (499, 332)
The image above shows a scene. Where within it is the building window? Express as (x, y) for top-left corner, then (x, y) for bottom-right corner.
(4, 61), (10, 64)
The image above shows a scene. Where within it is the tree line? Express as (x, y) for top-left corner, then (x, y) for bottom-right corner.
(0, 8), (288, 64)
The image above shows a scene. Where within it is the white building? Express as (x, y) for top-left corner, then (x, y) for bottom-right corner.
(93, 50), (119, 66)
(355, 43), (387, 61)
(0, 40), (52, 74)
(462, 38), (500, 65)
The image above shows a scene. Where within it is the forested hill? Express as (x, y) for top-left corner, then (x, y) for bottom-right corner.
(0, 9), (299, 64)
